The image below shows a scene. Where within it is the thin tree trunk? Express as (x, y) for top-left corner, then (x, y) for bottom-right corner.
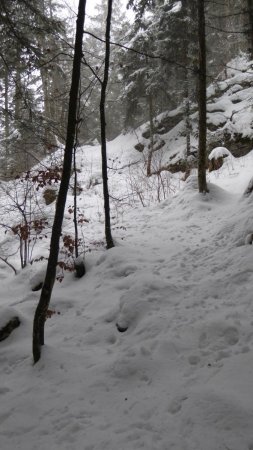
(4, 71), (9, 139)
(147, 94), (154, 177)
(185, 99), (191, 157)
(14, 63), (23, 123)
(197, 0), (208, 193)
(73, 144), (79, 258)
(33, 0), (87, 364)
(4, 71), (10, 174)
(184, 79), (191, 158)
(40, 62), (58, 149)
(100, 0), (114, 249)
(182, 0), (191, 158)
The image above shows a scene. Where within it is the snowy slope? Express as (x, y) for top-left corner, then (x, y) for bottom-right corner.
(134, 54), (253, 169)
(1, 138), (253, 449)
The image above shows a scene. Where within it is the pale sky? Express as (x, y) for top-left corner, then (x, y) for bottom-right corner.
(63, 0), (132, 20)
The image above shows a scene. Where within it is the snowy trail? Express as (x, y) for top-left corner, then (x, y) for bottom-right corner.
(2, 58), (253, 449)
(1, 161), (253, 450)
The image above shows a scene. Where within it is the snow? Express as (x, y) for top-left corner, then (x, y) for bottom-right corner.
(1, 132), (253, 450)
(205, 56), (253, 147)
(119, 55), (253, 172)
(208, 146), (231, 160)
(170, 1), (182, 14)
(2, 51), (253, 447)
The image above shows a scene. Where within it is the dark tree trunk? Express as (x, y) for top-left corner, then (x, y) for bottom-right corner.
(100, 0), (114, 250)
(4, 71), (10, 175)
(184, 78), (191, 158)
(248, 0), (253, 58)
(197, 0), (208, 193)
(182, 0), (192, 158)
(73, 144), (79, 259)
(33, 0), (87, 364)
(147, 94), (154, 177)
(4, 71), (10, 139)
(185, 101), (191, 157)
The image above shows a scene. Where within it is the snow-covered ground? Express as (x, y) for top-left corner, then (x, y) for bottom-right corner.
(1, 137), (253, 450)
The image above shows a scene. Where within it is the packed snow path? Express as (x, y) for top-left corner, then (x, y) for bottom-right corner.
(1, 159), (253, 449)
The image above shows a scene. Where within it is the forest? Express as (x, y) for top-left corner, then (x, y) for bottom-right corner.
(1, 1), (253, 449)
(1, 0), (251, 176)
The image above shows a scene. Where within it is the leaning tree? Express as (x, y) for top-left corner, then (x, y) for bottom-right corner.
(33, 0), (87, 364)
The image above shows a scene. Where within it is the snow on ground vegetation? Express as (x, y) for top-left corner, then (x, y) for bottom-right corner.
(0, 132), (253, 450)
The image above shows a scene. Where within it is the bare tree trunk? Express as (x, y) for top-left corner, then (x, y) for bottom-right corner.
(33, 0), (87, 364)
(147, 94), (155, 177)
(100, 0), (114, 250)
(14, 62), (23, 123)
(184, 81), (191, 158)
(197, 0), (208, 193)
(4, 71), (10, 140)
(181, 0), (191, 158)
(73, 144), (79, 258)
(248, 0), (253, 58)
(41, 64), (66, 147)
(4, 70), (10, 174)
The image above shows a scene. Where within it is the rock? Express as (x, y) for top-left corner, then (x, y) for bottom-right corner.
(29, 265), (46, 292)
(31, 282), (43, 292)
(209, 156), (224, 172)
(207, 133), (253, 157)
(43, 188), (57, 205)
(134, 143), (145, 152)
(116, 323), (128, 333)
(142, 110), (185, 139)
(208, 147), (232, 172)
(244, 177), (253, 197)
(245, 234), (253, 245)
(148, 138), (165, 151)
(74, 257), (86, 278)
(0, 316), (20, 342)
(165, 158), (197, 175)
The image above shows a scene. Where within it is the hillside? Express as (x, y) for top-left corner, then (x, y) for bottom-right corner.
(1, 123), (253, 450)
(1, 53), (253, 450)
(1, 0), (253, 446)
(133, 55), (253, 174)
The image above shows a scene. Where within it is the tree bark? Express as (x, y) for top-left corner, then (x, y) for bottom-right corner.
(73, 144), (79, 258)
(4, 71), (10, 140)
(147, 94), (155, 177)
(197, 0), (208, 193)
(248, 0), (253, 58)
(184, 79), (191, 158)
(4, 70), (10, 174)
(33, 0), (87, 364)
(182, 0), (192, 158)
(100, 0), (114, 249)
(14, 56), (23, 124)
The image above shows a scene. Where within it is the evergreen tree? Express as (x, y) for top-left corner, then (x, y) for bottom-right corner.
(122, 1), (198, 132)
(79, 0), (129, 142)
(0, 0), (69, 177)
(205, 0), (249, 76)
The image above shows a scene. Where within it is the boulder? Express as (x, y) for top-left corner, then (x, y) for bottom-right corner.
(0, 316), (20, 342)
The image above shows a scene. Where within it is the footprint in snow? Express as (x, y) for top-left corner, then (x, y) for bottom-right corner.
(168, 394), (188, 414)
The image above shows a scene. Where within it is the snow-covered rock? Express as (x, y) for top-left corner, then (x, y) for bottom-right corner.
(208, 147), (231, 160)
